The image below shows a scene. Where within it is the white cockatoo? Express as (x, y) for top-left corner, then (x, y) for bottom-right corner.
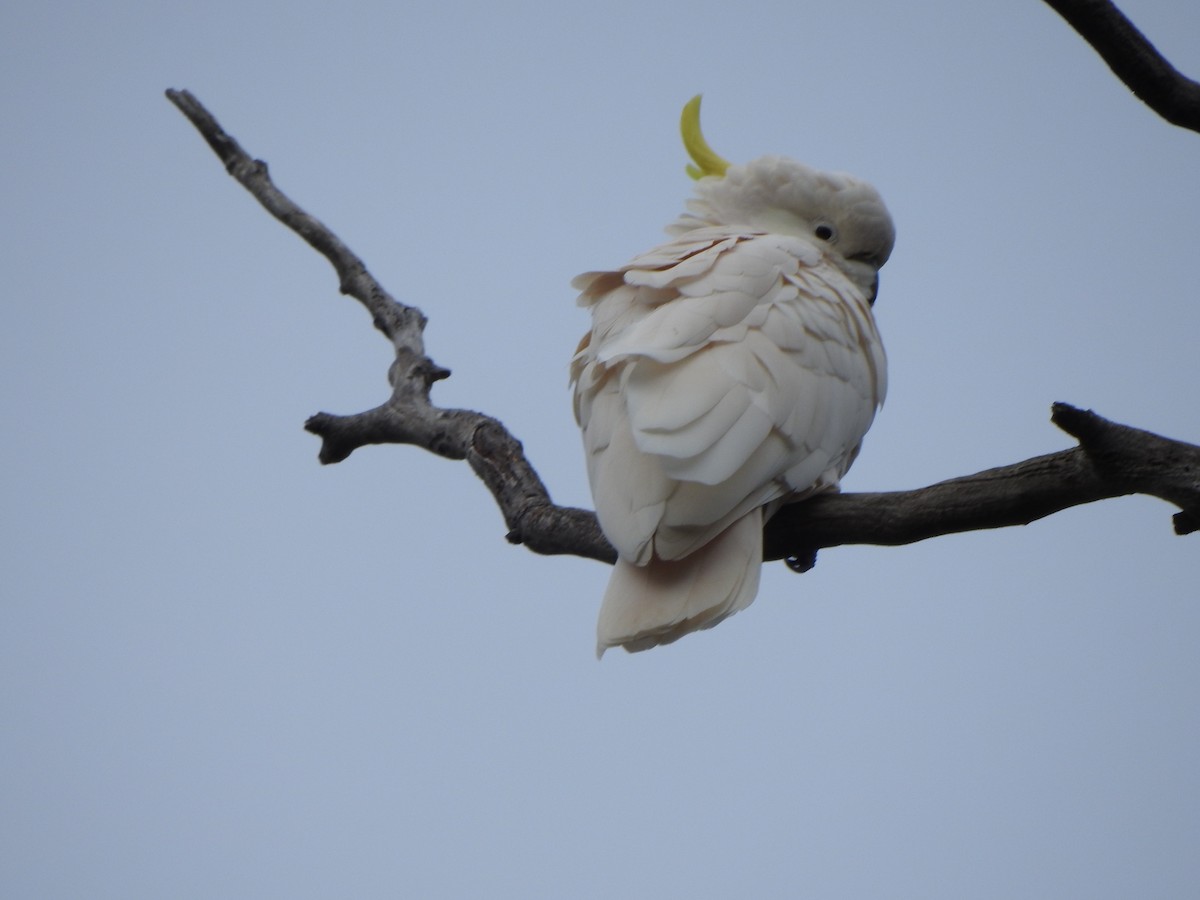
(571, 96), (894, 656)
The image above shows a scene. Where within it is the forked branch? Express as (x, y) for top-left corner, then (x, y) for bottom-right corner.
(166, 89), (1198, 573)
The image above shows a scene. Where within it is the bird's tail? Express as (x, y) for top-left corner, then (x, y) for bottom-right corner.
(596, 508), (763, 657)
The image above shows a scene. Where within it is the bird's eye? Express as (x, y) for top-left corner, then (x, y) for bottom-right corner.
(814, 223), (837, 242)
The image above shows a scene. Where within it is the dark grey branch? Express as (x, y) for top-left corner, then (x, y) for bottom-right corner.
(766, 403), (1200, 569)
(1043, 0), (1200, 132)
(167, 89), (1198, 574)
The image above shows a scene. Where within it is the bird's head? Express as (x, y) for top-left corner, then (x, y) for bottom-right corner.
(672, 96), (895, 296)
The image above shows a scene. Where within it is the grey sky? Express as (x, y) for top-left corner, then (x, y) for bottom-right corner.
(3, 1), (1198, 897)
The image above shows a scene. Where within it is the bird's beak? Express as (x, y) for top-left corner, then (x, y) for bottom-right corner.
(844, 252), (881, 306)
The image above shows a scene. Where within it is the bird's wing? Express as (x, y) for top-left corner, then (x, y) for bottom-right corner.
(572, 227), (885, 563)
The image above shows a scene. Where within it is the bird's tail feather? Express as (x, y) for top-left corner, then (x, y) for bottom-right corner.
(596, 508), (763, 657)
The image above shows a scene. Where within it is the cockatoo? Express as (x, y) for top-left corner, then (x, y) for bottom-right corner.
(571, 96), (894, 656)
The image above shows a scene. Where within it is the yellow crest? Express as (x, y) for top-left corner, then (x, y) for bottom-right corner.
(681, 95), (731, 180)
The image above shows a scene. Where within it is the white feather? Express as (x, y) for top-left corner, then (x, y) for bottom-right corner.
(596, 507), (764, 657)
(571, 151), (892, 655)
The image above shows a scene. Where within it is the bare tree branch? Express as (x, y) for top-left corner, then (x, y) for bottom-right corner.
(167, 89), (1198, 575)
(166, 88), (613, 565)
(766, 403), (1200, 570)
(1043, 0), (1200, 132)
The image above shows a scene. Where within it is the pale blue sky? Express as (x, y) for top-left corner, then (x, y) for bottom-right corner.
(3, 1), (1198, 897)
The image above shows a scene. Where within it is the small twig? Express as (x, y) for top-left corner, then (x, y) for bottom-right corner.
(165, 89), (428, 350)
(1043, 0), (1200, 133)
(168, 89), (1198, 578)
